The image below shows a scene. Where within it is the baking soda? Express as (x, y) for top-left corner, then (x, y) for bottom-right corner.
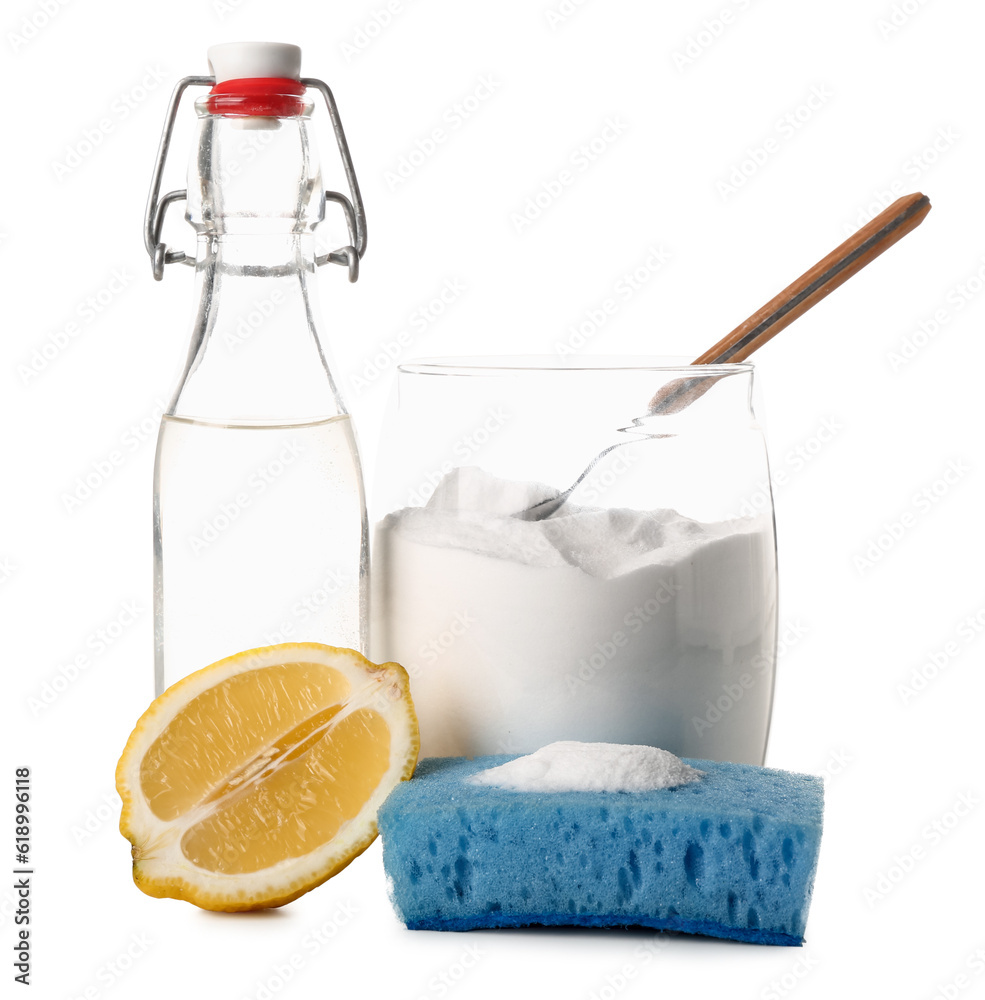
(469, 741), (705, 793)
(371, 467), (776, 763)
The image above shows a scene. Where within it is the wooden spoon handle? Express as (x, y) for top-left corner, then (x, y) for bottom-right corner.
(693, 191), (931, 365)
(648, 192), (931, 413)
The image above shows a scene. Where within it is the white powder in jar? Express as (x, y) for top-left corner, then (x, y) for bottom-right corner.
(371, 467), (776, 764)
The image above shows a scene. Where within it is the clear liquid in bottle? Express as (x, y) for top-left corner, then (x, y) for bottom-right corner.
(154, 414), (367, 692)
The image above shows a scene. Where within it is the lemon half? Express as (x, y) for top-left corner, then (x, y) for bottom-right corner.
(116, 643), (419, 911)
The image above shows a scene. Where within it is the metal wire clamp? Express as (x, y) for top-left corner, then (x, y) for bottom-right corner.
(143, 75), (367, 282)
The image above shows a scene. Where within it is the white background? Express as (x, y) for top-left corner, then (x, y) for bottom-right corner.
(3, 0), (984, 998)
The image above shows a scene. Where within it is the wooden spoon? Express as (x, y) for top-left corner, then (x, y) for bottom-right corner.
(519, 192), (932, 521)
(648, 191), (931, 414)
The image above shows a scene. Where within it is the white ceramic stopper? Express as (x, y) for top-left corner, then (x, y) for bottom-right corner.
(207, 42), (302, 83)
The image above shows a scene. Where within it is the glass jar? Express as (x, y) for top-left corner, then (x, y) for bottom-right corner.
(370, 357), (777, 765)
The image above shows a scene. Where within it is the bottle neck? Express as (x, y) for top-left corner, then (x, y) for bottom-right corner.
(198, 230), (317, 271)
(168, 232), (346, 424)
(168, 110), (345, 425)
(185, 109), (324, 237)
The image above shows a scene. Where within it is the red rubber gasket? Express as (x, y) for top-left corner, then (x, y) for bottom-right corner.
(207, 77), (305, 117)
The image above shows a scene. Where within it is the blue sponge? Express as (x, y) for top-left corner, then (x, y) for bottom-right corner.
(378, 755), (822, 945)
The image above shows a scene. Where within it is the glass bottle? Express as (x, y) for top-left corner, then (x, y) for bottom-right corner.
(148, 44), (368, 694)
